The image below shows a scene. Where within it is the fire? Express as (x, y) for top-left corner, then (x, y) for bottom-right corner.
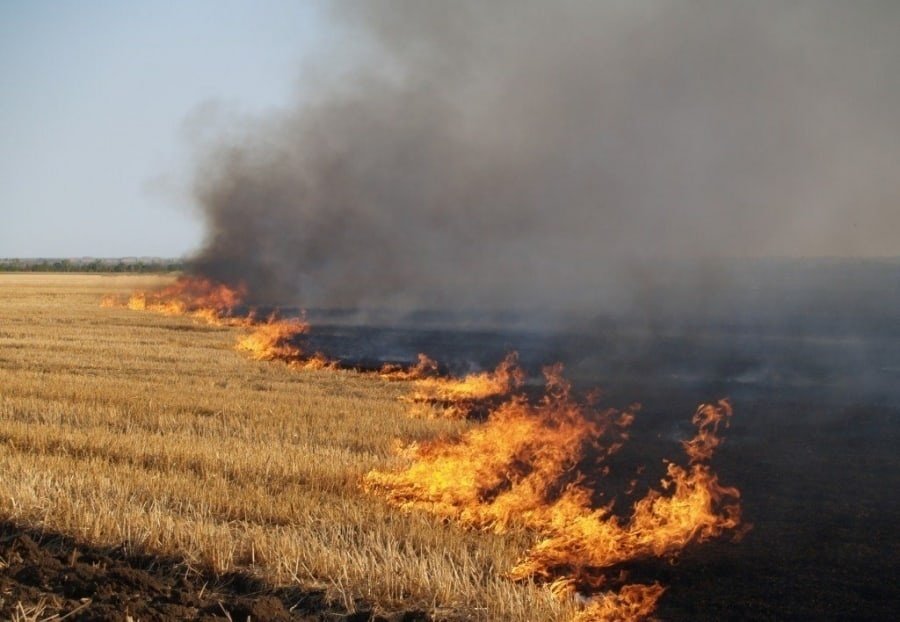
(236, 316), (308, 361)
(402, 352), (525, 419)
(291, 351), (336, 371)
(573, 583), (666, 622)
(366, 365), (634, 529)
(379, 353), (441, 381)
(508, 402), (741, 583)
(105, 276), (249, 326)
(235, 315), (336, 370)
(128, 276), (245, 317)
(364, 368), (742, 621)
(104, 276), (335, 369)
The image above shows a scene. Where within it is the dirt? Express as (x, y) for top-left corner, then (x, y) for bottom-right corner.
(0, 521), (427, 622)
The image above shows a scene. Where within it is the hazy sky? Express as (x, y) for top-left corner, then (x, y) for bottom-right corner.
(3, 1), (898, 264)
(0, 0), (330, 257)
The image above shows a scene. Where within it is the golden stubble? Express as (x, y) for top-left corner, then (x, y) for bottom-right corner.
(0, 273), (573, 621)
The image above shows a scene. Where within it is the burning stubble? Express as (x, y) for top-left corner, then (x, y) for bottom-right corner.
(104, 277), (746, 620)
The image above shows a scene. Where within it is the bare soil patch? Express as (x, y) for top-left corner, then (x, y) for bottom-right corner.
(0, 521), (427, 622)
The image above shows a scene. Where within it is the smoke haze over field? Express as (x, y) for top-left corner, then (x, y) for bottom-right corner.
(190, 0), (900, 311)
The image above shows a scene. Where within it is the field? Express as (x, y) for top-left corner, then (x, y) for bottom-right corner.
(2, 272), (898, 621)
(0, 274), (571, 621)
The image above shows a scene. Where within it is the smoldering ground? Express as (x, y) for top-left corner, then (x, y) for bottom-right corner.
(187, 0), (900, 318)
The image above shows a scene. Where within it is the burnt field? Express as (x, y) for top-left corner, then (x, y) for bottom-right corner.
(295, 303), (900, 619)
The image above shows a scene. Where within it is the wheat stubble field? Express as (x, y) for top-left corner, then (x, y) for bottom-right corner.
(0, 273), (570, 621)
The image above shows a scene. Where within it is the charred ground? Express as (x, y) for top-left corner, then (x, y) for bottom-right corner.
(281, 274), (900, 620)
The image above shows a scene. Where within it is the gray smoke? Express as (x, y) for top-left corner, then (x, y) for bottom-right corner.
(189, 0), (900, 314)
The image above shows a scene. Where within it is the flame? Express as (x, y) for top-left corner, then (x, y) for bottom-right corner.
(364, 368), (742, 621)
(105, 276), (249, 326)
(128, 276), (245, 317)
(236, 316), (308, 361)
(411, 351), (524, 401)
(290, 350), (337, 371)
(402, 352), (525, 419)
(235, 315), (336, 370)
(573, 583), (666, 622)
(104, 277), (335, 369)
(365, 365), (633, 530)
(379, 353), (441, 381)
(508, 401), (741, 583)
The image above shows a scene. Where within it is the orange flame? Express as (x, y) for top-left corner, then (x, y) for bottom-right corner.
(573, 583), (666, 622)
(235, 315), (336, 370)
(236, 315), (308, 361)
(402, 352), (525, 419)
(508, 401), (741, 583)
(104, 277), (335, 369)
(289, 351), (337, 371)
(104, 276), (249, 326)
(366, 365), (633, 529)
(364, 368), (742, 621)
(379, 353), (441, 381)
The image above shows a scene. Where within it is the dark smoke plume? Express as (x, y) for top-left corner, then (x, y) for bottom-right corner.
(189, 0), (900, 314)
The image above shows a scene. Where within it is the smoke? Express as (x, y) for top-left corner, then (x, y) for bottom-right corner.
(189, 0), (900, 313)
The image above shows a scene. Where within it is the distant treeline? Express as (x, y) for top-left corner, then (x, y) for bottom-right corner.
(0, 258), (185, 273)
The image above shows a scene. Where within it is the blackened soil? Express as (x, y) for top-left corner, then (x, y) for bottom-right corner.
(299, 318), (900, 620)
(0, 522), (427, 622)
(595, 394), (900, 621)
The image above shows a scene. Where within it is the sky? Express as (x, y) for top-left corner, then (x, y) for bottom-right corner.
(0, 0), (331, 257)
(2, 1), (898, 264)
